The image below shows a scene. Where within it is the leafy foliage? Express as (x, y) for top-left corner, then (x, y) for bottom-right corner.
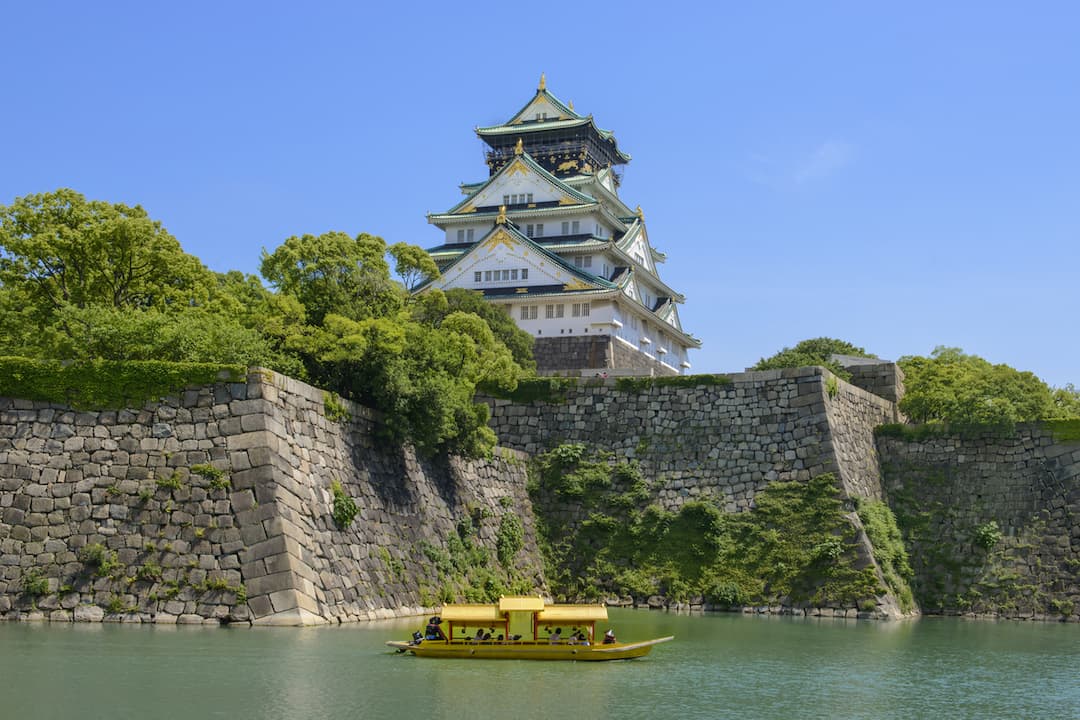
(857, 499), (916, 612)
(1, 188), (528, 457)
(496, 513), (525, 568)
(899, 347), (1057, 425)
(331, 480), (358, 530)
(752, 337), (875, 379)
(531, 445), (882, 607)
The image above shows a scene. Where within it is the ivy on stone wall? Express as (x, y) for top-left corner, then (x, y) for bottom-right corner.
(530, 445), (881, 609)
(0, 356), (244, 409)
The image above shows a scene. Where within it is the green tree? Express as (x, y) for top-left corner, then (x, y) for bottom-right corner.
(259, 231), (403, 326)
(753, 337), (875, 378)
(413, 288), (536, 372)
(898, 347), (1055, 424)
(0, 189), (209, 313)
(1050, 384), (1080, 419)
(388, 241), (440, 292)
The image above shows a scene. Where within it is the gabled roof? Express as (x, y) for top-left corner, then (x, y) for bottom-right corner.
(436, 151), (596, 218)
(475, 77), (631, 163)
(424, 219), (617, 296)
(502, 75), (583, 125)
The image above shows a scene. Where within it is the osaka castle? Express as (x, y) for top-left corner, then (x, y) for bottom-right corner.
(424, 75), (699, 376)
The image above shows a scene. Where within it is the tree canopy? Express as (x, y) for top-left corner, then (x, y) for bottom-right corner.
(752, 337), (875, 379)
(1, 189), (529, 456)
(898, 347), (1060, 424)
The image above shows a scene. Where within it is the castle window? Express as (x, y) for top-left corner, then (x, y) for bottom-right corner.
(561, 221), (569, 235)
(535, 223), (543, 237)
(572, 220), (580, 233)
(521, 268), (528, 280)
(501, 269), (510, 281)
(527, 193), (533, 203)
(503, 195), (510, 205)
(545, 305), (554, 319)
(526, 224), (534, 237)
(555, 304), (565, 318)
(474, 271), (481, 283)
(466, 229), (474, 242)
(572, 302), (591, 317)
(583, 255), (592, 268)
(511, 269), (519, 280)
(484, 271), (492, 282)
(457, 229), (465, 242)
(520, 305), (537, 320)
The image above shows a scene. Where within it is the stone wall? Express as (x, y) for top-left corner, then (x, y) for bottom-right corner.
(610, 337), (679, 377)
(534, 335), (611, 374)
(488, 368), (894, 513)
(878, 426), (1080, 620)
(532, 335), (679, 377)
(0, 371), (543, 624)
(836, 359), (906, 406)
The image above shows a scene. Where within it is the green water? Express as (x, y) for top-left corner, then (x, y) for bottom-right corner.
(2, 611), (1077, 719)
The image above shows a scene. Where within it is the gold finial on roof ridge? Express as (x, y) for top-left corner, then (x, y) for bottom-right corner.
(496, 205), (507, 225)
(568, 100), (575, 111)
(514, 138), (523, 155)
(538, 72), (546, 91)
(636, 205), (645, 221)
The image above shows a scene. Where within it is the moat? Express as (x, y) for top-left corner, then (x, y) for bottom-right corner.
(3, 610), (1077, 719)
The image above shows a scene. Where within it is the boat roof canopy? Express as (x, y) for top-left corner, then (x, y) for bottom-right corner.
(440, 605), (506, 623)
(537, 605), (609, 623)
(498, 596), (545, 612)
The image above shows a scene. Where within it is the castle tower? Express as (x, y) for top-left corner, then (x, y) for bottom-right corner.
(424, 76), (699, 376)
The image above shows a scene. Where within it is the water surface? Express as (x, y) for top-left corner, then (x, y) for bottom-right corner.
(2, 610), (1077, 719)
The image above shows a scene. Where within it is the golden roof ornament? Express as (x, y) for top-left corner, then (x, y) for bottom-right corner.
(538, 72), (546, 91)
(514, 138), (523, 155)
(636, 205), (645, 221)
(568, 100), (575, 111)
(496, 205), (507, 225)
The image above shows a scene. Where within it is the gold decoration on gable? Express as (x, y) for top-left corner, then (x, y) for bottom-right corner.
(457, 202), (476, 214)
(506, 158), (530, 177)
(558, 196), (577, 206)
(483, 228), (515, 251)
(515, 287), (528, 294)
(563, 279), (593, 291)
(558, 160), (579, 172)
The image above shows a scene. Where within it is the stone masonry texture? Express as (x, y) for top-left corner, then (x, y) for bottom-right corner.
(3, 364), (1077, 623)
(0, 370), (542, 625)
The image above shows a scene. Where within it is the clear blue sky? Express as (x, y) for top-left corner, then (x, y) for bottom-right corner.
(3, 2), (1078, 387)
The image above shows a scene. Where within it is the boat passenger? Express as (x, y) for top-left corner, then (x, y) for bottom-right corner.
(602, 629), (616, 644)
(549, 627), (562, 644)
(424, 617), (446, 641)
(576, 631), (589, 645)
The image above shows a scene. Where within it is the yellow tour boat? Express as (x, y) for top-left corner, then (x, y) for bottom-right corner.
(386, 596), (672, 661)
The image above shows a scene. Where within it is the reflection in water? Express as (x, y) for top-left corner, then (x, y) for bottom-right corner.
(1, 611), (1078, 720)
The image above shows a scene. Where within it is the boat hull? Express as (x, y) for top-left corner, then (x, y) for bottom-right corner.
(386, 637), (672, 661)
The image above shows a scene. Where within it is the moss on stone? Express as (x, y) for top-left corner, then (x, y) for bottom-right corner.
(0, 356), (244, 409)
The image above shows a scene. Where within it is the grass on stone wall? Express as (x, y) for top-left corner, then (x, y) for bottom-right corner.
(1044, 418), (1080, 443)
(480, 377), (578, 404)
(530, 445), (882, 608)
(415, 510), (535, 606)
(0, 356), (245, 409)
(614, 374), (734, 393)
(856, 499), (916, 612)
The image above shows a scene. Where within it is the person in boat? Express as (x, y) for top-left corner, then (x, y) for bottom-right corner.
(548, 627), (562, 644)
(576, 631), (589, 645)
(424, 616), (446, 641)
(602, 628), (616, 644)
